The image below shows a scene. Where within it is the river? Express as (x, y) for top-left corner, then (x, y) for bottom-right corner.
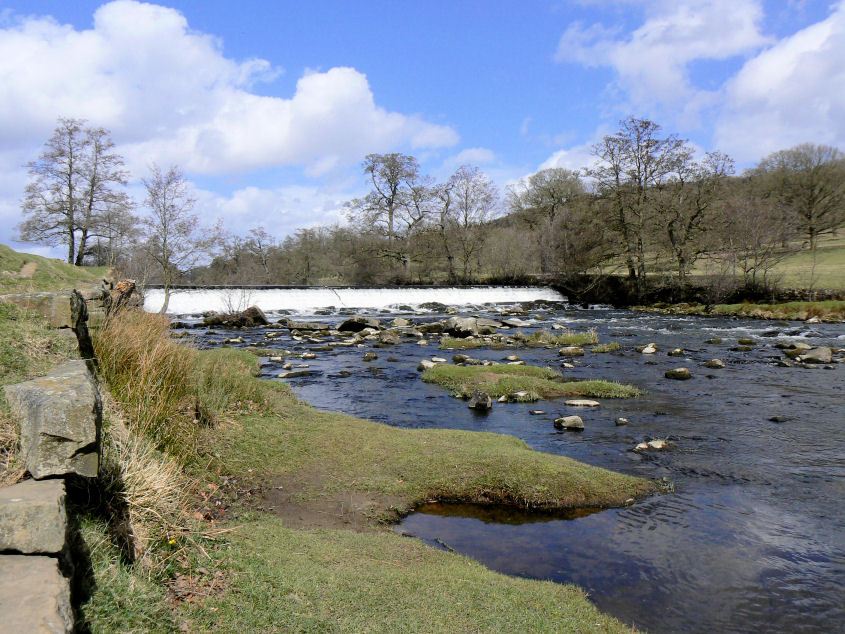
(161, 286), (845, 633)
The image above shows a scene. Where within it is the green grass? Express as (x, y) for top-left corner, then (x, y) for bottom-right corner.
(522, 328), (599, 347)
(421, 364), (642, 401)
(76, 516), (176, 633)
(769, 234), (845, 289)
(177, 514), (636, 633)
(592, 342), (622, 353)
(710, 300), (845, 321)
(0, 243), (109, 294)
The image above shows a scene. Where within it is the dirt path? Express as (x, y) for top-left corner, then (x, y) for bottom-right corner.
(19, 262), (37, 278)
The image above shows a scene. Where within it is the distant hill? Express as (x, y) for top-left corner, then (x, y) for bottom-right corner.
(0, 244), (110, 294)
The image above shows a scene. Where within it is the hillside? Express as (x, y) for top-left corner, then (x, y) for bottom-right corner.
(0, 244), (110, 294)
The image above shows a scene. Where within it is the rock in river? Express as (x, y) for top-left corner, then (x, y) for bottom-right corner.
(554, 415), (584, 430)
(558, 346), (585, 357)
(704, 359), (725, 369)
(468, 390), (492, 411)
(565, 399), (600, 407)
(665, 367), (692, 380)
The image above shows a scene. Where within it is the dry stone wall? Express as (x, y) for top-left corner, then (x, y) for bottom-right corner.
(0, 282), (135, 632)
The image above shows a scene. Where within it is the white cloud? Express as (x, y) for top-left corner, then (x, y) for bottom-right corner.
(199, 185), (350, 240)
(538, 143), (596, 172)
(714, 1), (845, 161)
(0, 0), (458, 177)
(441, 147), (497, 172)
(556, 0), (770, 108)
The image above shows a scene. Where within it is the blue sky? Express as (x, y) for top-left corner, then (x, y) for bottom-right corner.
(1, 0), (843, 254)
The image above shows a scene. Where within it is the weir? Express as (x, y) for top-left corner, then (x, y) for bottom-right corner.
(143, 286), (567, 314)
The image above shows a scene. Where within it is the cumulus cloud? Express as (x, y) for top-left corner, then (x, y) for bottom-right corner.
(714, 1), (845, 161)
(440, 147), (497, 173)
(538, 143), (596, 172)
(555, 0), (769, 108)
(0, 0), (458, 177)
(199, 184), (348, 239)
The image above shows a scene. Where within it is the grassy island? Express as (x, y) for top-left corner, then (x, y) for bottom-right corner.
(422, 363), (642, 401)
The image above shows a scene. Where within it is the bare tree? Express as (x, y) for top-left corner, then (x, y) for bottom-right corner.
(589, 117), (686, 282)
(18, 118), (132, 264)
(508, 168), (584, 276)
(142, 164), (218, 313)
(655, 150), (735, 283)
(445, 165), (499, 280)
(344, 153), (428, 276)
(756, 143), (845, 249)
(245, 226), (277, 283)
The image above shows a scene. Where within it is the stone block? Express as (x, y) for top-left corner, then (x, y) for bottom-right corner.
(4, 361), (101, 479)
(0, 479), (67, 554)
(0, 555), (72, 633)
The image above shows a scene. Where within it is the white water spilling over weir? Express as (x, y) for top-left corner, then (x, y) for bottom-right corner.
(143, 286), (566, 315)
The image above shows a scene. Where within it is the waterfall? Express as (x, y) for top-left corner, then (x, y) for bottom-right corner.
(143, 286), (566, 315)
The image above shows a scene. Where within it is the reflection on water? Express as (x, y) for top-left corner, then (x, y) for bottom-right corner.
(183, 298), (845, 633)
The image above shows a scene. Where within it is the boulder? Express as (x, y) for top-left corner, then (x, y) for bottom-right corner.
(4, 361), (101, 479)
(648, 439), (668, 450)
(338, 316), (381, 332)
(417, 359), (438, 371)
(378, 329), (401, 345)
(443, 316), (478, 337)
(391, 317), (411, 327)
(0, 556), (72, 633)
(638, 343), (658, 354)
(277, 370), (314, 378)
(363, 352), (378, 361)
(798, 347), (832, 364)
(467, 390), (492, 411)
(504, 355), (521, 362)
(284, 321), (330, 331)
(554, 415), (584, 430)
(665, 367), (692, 380)
(705, 337), (722, 344)
(204, 306), (268, 327)
(737, 338), (755, 345)
(0, 479), (66, 554)
(615, 417), (629, 426)
(558, 346), (585, 357)
(704, 359), (725, 369)
(431, 357), (447, 363)
(667, 348), (685, 357)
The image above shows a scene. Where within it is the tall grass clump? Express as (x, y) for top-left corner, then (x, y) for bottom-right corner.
(94, 311), (198, 453)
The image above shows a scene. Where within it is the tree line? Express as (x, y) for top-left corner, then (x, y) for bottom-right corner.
(17, 116), (845, 307)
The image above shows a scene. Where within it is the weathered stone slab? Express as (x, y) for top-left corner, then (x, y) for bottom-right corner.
(0, 292), (73, 328)
(4, 361), (101, 479)
(0, 555), (72, 633)
(0, 479), (66, 554)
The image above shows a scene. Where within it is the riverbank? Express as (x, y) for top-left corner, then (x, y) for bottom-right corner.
(1, 297), (651, 630)
(634, 300), (845, 322)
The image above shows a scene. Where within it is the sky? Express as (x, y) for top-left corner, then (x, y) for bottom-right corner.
(1, 0), (843, 257)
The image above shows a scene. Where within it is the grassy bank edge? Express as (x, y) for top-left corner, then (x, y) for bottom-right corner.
(634, 299), (845, 322)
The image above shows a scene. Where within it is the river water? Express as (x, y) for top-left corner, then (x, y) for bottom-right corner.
(164, 287), (845, 633)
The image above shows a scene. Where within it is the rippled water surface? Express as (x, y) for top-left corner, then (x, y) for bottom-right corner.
(181, 296), (845, 633)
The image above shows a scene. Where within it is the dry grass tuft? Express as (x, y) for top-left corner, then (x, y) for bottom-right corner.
(0, 409), (24, 487)
(98, 391), (189, 567)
